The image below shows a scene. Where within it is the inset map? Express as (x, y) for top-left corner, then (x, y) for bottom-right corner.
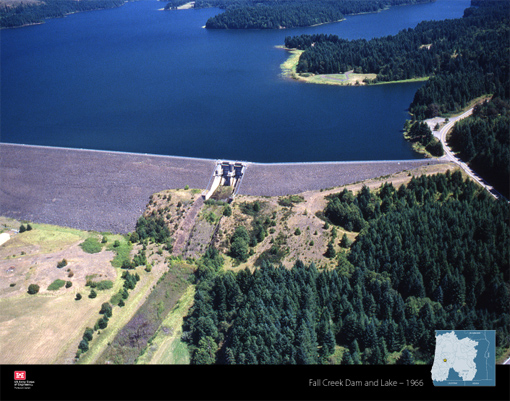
(431, 330), (496, 386)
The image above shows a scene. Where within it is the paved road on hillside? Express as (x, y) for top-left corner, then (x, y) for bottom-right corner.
(435, 108), (504, 200)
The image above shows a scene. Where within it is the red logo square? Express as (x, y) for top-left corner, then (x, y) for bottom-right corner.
(14, 371), (26, 380)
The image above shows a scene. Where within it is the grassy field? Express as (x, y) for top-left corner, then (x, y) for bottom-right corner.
(0, 289), (117, 364)
(0, 220), (124, 363)
(136, 284), (195, 364)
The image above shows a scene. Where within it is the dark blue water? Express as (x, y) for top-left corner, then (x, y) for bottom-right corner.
(1, 0), (470, 162)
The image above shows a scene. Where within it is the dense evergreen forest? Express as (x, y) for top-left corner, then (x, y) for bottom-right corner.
(0, 0), (125, 28)
(183, 172), (510, 364)
(448, 98), (510, 199)
(163, 0), (433, 29)
(284, 0), (510, 118)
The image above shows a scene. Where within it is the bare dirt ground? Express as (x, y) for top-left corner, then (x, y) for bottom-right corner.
(215, 162), (457, 271)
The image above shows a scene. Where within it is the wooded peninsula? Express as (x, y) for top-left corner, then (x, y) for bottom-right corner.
(164, 0), (434, 29)
(284, 0), (509, 198)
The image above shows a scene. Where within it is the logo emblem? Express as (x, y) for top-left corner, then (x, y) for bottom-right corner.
(14, 371), (26, 380)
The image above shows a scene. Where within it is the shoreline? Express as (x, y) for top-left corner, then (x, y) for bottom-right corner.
(0, 1), (127, 30)
(0, 142), (430, 166)
(279, 46), (429, 87)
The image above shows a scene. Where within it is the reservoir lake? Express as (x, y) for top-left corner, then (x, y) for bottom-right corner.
(1, 0), (470, 162)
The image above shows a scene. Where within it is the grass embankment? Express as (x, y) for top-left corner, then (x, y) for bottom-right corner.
(93, 259), (194, 364)
(136, 284), (195, 364)
(278, 46), (427, 86)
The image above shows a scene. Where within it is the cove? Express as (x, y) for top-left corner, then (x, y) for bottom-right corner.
(0, 0), (470, 163)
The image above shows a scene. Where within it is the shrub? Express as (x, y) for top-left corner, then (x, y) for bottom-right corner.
(121, 259), (135, 269)
(294, 228), (301, 236)
(57, 259), (68, 268)
(75, 293), (82, 300)
(229, 226), (250, 262)
(95, 280), (113, 291)
(80, 237), (102, 254)
(27, 284), (40, 294)
(78, 339), (89, 353)
(133, 249), (147, 267)
(278, 195), (305, 207)
(97, 316), (108, 330)
(130, 232), (139, 243)
(47, 279), (66, 291)
(135, 216), (170, 244)
(325, 241), (336, 259)
(426, 138), (444, 157)
(83, 327), (94, 342)
(65, 281), (73, 288)
(99, 302), (113, 317)
(340, 233), (351, 248)
(240, 201), (262, 216)
(223, 205), (232, 217)
(255, 244), (287, 266)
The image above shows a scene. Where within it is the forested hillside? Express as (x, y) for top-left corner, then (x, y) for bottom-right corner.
(0, 0), (125, 28)
(284, 0), (509, 118)
(183, 172), (510, 364)
(163, 0), (433, 30)
(448, 98), (510, 199)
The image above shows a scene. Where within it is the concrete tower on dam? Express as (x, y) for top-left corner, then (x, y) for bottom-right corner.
(204, 160), (246, 202)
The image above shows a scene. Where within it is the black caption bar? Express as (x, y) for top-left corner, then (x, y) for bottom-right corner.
(1, 364), (509, 401)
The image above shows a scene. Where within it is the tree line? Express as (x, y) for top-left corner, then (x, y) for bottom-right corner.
(182, 171), (509, 364)
(284, 0), (509, 118)
(164, 0), (434, 30)
(448, 97), (510, 199)
(0, 0), (125, 28)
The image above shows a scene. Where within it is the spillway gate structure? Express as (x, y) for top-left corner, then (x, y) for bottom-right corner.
(203, 160), (247, 202)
